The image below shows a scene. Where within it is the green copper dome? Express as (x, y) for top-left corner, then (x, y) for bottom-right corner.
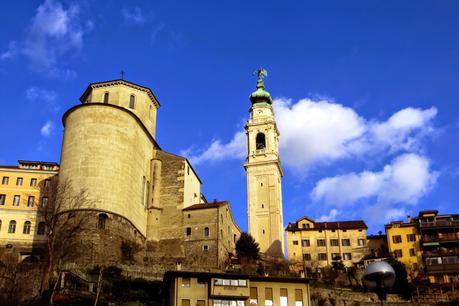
(250, 68), (272, 105)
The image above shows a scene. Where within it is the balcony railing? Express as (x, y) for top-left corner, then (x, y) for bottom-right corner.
(421, 233), (459, 243)
(419, 220), (459, 228)
(425, 263), (459, 274)
(423, 249), (459, 257)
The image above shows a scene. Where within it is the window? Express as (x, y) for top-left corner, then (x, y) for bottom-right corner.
(292, 240), (299, 245)
(181, 299), (190, 306)
(30, 178), (37, 186)
(317, 239), (326, 246)
(256, 133), (266, 150)
(2, 176), (9, 185)
(129, 95), (135, 109)
(186, 227), (191, 236)
(23, 221), (31, 234)
(204, 227), (209, 237)
(103, 92), (109, 103)
(0, 194), (5, 205)
(392, 235), (402, 243)
(331, 253), (340, 260)
(8, 220), (16, 233)
(44, 179), (50, 188)
(41, 197), (48, 208)
(301, 223), (310, 229)
(197, 278), (206, 288)
(181, 278), (190, 287)
(16, 177), (23, 185)
(330, 239), (339, 246)
(303, 253), (311, 261)
(203, 245), (209, 251)
(409, 248), (416, 257)
(250, 287), (258, 305)
(197, 301), (205, 306)
(37, 222), (46, 235)
(343, 253), (352, 260)
(301, 239), (310, 247)
(394, 249), (403, 258)
(341, 239), (351, 246)
(407, 234), (416, 242)
(27, 196), (35, 207)
(265, 288), (273, 306)
(357, 238), (366, 246)
(13, 195), (20, 206)
(318, 253), (327, 261)
(97, 214), (108, 229)
(295, 289), (303, 306)
(280, 288), (288, 306)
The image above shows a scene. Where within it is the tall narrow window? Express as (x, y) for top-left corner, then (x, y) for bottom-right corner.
(265, 288), (273, 306)
(103, 92), (109, 103)
(186, 227), (191, 236)
(280, 288), (288, 306)
(0, 194), (5, 205)
(44, 179), (51, 188)
(23, 221), (31, 234)
(250, 287), (258, 305)
(98, 214), (108, 229)
(295, 289), (303, 306)
(256, 133), (266, 150)
(27, 196), (35, 207)
(204, 227), (209, 237)
(13, 195), (20, 206)
(41, 197), (48, 208)
(2, 176), (9, 185)
(129, 95), (135, 109)
(30, 178), (37, 186)
(37, 222), (46, 235)
(16, 177), (23, 185)
(8, 220), (16, 233)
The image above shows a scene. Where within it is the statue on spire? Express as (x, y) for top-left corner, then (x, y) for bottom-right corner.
(249, 67), (272, 105)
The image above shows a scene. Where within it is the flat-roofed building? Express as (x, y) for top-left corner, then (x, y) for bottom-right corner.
(385, 216), (423, 280)
(0, 160), (58, 260)
(286, 216), (368, 271)
(164, 270), (310, 306)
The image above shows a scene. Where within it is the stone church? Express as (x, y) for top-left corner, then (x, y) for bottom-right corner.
(0, 71), (286, 276)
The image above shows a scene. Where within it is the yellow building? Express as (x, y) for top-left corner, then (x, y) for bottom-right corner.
(0, 160), (58, 259)
(286, 216), (368, 271)
(385, 217), (422, 279)
(245, 69), (284, 257)
(164, 270), (311, 306)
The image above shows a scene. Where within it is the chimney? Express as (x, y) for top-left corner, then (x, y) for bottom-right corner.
(407, 215), (412, 223)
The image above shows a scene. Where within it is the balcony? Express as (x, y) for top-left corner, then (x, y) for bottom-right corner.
(423, 249), (459, 257)
(419, 220), (459, 229)
(425, 263), (459, 274)
(421, 233), (459, 244)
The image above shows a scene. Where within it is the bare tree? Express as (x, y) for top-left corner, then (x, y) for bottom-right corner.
(38, 178), (96, 295)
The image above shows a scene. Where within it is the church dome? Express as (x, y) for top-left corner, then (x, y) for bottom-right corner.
(249, 69), (272, 105)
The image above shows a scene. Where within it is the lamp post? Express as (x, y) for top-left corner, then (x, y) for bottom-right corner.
(363, 261), (396, 306)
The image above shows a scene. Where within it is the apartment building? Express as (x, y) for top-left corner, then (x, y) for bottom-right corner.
(164, 270), (310, 306)
(286, 216), (368, 270)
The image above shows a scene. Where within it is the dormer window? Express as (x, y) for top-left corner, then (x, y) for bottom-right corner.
(256, 133), (266, 150)
(103, 92), (109, 104)
(129, 95), (135, 109)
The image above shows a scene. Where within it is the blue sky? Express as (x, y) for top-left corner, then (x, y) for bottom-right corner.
(1, 1), (458, 234)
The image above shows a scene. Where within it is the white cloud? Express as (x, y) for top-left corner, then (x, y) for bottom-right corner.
(184, 131), (246, 165)
(40, 121), (54, 137)
(26, 87), (59, 112)
(317, 209), (339, 222)
(121, 7), (149, 25)
(22, 0), (92, 76)
(0, 41), (18, 61)
(311, 153), (438, 206)
(184, 97), (437, 169)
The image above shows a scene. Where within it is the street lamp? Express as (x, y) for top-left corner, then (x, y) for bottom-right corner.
(363, 261), (396, 306)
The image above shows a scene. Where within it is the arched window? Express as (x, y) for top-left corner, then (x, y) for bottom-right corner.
(204, 227), (209, 237)
(129, 95), (135, 109)
(98, 214), (108, 229)
(23, 221), (31, 234)
(37, 222), (46, 235)
(8, 220), (16, 233)
(256, 133), (266, 150)
(103, 92), (109, 104)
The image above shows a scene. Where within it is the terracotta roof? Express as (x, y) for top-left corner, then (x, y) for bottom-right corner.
(183, 201), (228, 211)
(287, 220), (367, 231)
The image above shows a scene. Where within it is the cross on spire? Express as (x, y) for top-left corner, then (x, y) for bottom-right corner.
(120, 70), (125, 80)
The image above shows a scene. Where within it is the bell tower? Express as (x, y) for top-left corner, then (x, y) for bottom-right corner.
(244, 69), (284, 257)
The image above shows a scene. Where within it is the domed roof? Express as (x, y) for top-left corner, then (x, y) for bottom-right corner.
(249, 69), (272, 105)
